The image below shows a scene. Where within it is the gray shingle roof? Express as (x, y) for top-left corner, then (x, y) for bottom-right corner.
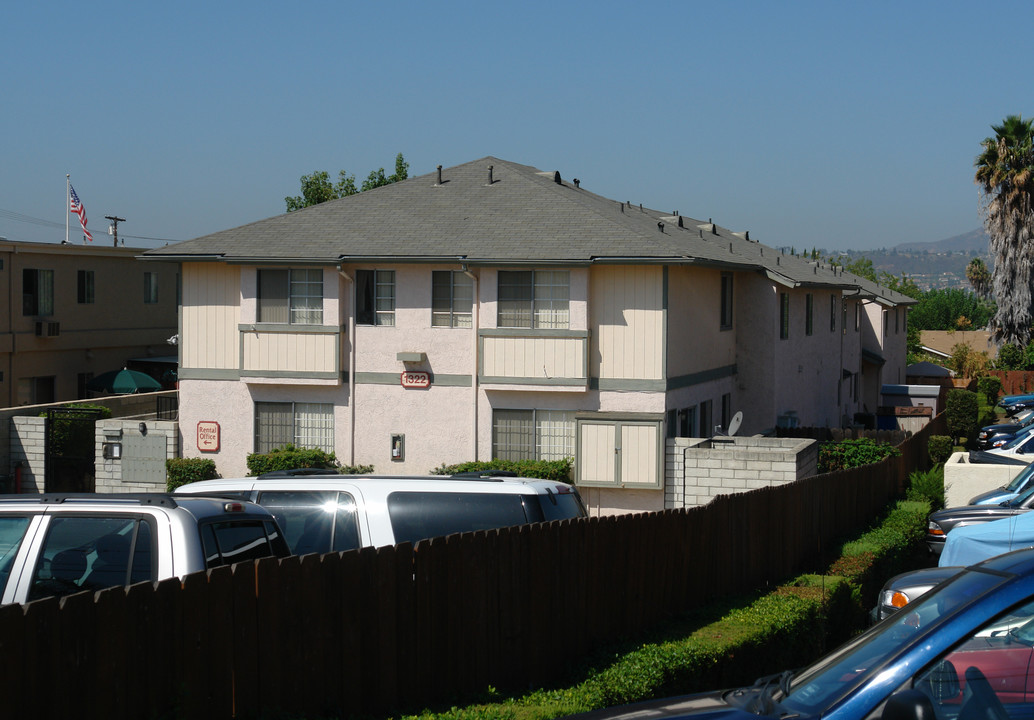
(144, 156), (908, 303)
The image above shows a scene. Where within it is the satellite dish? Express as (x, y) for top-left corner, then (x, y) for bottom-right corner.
(727, 411), (743, 437)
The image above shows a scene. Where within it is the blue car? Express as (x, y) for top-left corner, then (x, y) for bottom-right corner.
(970, 461), (1034, 505)
(568, 549), (1034, 720)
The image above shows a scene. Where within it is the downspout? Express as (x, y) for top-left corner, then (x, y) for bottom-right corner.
(463, 266), (479, 460)
(337, 267), (356, 465)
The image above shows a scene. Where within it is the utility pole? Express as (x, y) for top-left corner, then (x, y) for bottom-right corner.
(105, 215), (126, 247)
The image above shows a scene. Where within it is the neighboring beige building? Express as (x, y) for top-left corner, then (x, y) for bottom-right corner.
(0, 240), (180, 407)
(144, 157), (913, 515)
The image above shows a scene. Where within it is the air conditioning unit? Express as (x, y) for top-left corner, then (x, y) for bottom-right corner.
(35, 321), (60, 337)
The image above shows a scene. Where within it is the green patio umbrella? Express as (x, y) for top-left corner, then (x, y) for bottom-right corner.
(86, 368), (163, 394)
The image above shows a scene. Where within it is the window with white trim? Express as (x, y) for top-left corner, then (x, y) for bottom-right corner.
(356, 269), (395, 326)
(257, 269), (324, 324)
(432, 271), (473, 328)
(497, 270), (569, 329)
(254, 402), (334, 454)
(492, 409), (574, 461)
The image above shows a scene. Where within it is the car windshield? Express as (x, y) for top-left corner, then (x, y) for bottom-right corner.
(1005, 464), (1034, 492)
(1006, 484), (1034, 507)
(775, 568), (1006, 715)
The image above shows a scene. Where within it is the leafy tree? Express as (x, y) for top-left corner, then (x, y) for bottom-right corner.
(285, 153), (408, 212)
(845, 257), (877, 282)
(966, 258), (992, 298)
(945, 389), (979, 445)
(285, 170), (358, 211)
(908, 287), (994, 331)
(975, 115), (1034, 345)
(995, 342), (1025, 370)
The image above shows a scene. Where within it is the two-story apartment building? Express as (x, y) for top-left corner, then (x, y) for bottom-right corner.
(0, 240), (180, 407)
(144, 157), (912, 514)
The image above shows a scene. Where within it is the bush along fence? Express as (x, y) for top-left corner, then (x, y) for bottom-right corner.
(0, 414), (946, 720)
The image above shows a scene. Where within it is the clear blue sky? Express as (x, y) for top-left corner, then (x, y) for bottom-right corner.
(1, 1), (1027, 251)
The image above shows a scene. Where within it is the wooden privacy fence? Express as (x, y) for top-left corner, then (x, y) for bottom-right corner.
(0, 416), (944, 720)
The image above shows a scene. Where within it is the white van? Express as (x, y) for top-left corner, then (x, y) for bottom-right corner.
(174, 472), (586, 555)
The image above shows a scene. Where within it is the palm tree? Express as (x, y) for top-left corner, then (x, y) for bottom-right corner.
(976, 115), (1034, 345)
(965, 257), (991, 298)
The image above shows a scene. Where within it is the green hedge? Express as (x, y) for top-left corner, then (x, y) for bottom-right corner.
(245, 445), (350, 476)
(165, 458), (218, 491)
(395, 499), (931, 720)
(817, 438), (900, 474)
(927, 436), (953, 464)
(946, 389), (979, 445)
(432, 458), (573, 482)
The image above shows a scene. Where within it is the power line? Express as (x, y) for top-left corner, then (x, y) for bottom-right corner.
(0, 206), (181, 244)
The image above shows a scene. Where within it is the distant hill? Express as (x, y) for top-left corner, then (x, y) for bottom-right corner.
(893, 228), (989, 254)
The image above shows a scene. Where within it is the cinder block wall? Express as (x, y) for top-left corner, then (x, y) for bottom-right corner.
(665, 436), (818, 508)
(9, 416), (46, 493)
(95, 419), (180, 493)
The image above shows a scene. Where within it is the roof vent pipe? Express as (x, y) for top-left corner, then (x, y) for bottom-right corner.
(777, 256), (781, 265)
(573, 178), (580, 188)
(745, 231), (750, 241)
(657, 222), (665, 232)
(712, 224), (718, 235)
(729, 242), (733, 252)
(436, 165), (443, 185)
(488, 165), (494, 184)
(553, 171), (562, 184)
(620, 202), (625, 213)
(677, 216), (684, 228)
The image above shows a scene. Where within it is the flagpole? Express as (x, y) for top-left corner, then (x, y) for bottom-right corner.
(65, 175), (70, 245)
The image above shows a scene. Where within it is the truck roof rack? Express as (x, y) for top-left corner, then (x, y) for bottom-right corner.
(0, 493), (182, 507)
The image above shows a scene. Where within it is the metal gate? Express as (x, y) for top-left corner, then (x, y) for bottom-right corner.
(45, 407), (104, 493)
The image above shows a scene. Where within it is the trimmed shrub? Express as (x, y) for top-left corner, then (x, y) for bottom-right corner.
(166, 458), (218, 491)
(977, 376), (1003, 406)
(431, 458), (573, 482)
(927, 435), (953, 464)
(246, 444), (341, 476)
(817, 438), (900, 474)
(945, 389), (979, 444)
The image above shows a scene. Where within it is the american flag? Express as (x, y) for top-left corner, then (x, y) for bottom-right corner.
(69, 183), (94, 242)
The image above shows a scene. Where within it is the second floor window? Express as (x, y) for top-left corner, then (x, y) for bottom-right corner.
(720, 273), (733, 330)
(23, 268), (54, 316)
(432, 271), (473, 328)
(77, 270), (95, 304)
(779, 293), (789, 340)
(257, 269), (323, 325)
(144, 272), (159, 304)
(805, 293), (814, 336)
(498, 270), (569, 329)
(356, 269), (395, 326)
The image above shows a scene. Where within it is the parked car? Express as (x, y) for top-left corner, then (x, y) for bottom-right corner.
(998, 394), (1034, 416)
(870, 565), (962, 622)
(926, 484), (1034, 553)
(978, 425), (1034, 462)
(0, 493), (290, 606)
(572, 549), (1034, 720)
(976, 410), (1034, 450)
(174, 473), (587, 555)
(969, 460), (1034, 505)
(940, 508), (1034, 567)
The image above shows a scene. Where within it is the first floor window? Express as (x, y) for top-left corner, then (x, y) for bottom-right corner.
(492, 409), (574, 461)
(258, 268), (324, 324)
(700, 400), (713, 437)
(679, 406), (697, 437)
(498, 270), (569, 329)
(77, 270), (95, 304)
(23, 268), (54, 316)
(254, 402), (334, 454)
(356, 269), (395, 326)
(432, 270), (473, 327)
(144, 272), (159, 304)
